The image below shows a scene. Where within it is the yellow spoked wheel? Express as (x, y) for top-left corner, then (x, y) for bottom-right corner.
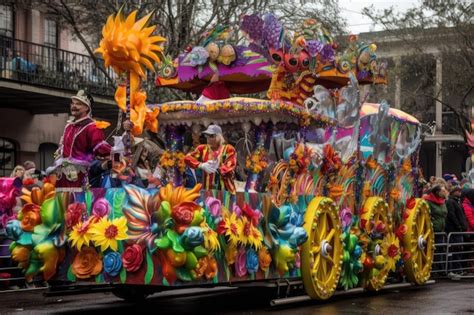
(301, 197), (343, 300)
(360, 196), (392, 291)
(403, 198), (434, 284)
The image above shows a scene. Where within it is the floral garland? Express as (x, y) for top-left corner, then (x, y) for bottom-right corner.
(159, 150), (186, 173)
(153, 99), (337, 128)
(245, 148), (269, 174)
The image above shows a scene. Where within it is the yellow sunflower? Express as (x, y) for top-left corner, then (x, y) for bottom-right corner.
(202, 223), (221, 253)
(380, 233), (401, 272)
(236, 216), (263, 250)
(69, 221), (93, 251)
(90, 217), (128, 252)
(220, 212), (241, 248)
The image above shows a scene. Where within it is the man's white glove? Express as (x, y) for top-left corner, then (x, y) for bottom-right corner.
(199, 160), (219, 174)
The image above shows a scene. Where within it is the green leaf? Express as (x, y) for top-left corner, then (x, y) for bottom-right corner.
(85, 190), (93, 216)
(95, 272), (104, 283)
(167, 230), (184, 253)
(40, 198), (57, 228)
(185, 251), (198, 270)
(120, 267), (127, 284)
(144, 250), (154, 285)
(176, 268), (192, 281)
(162, 277), (170, 286)
(155, 236), (171, 249)
(158, 201), (171, 223)
(193, 246), (207, 259)
(67, 265), (76, 282)
(190, 210), (204, 226)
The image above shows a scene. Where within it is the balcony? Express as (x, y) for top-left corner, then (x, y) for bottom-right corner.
(0, 35), (117, 118)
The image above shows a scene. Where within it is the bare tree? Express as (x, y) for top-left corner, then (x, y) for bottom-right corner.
(362, 0), (473, 134)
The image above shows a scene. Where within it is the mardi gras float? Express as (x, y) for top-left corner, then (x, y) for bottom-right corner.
(2, 10), (434, 301)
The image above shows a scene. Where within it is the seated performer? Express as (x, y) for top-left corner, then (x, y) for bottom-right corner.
(184, 124), (236, 194)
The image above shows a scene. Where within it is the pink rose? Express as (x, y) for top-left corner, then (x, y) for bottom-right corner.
(235, 247), (247, 277)
(122, 244), (144, 272)
(92, 198), (110, 218)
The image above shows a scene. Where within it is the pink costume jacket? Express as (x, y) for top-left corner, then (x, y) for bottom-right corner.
(52, 116), (111, 189)
(185, 144), (236, 194)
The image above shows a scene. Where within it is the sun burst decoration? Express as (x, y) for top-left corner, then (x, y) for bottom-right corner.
(95, 8), (166, 135)
(69, 220), (93, 251)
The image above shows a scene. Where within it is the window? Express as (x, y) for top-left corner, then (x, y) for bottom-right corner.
(0, 5), (13, 38)
(44, 19), (57, 47)
(43, 18), (58, 71)
(0, 138), (16, 177)
(38, 143), (58, 171)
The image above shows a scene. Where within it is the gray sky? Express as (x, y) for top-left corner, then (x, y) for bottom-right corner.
(339, 0), (418, 34)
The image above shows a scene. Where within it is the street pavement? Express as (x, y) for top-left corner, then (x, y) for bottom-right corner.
(0, 279), (473, 314)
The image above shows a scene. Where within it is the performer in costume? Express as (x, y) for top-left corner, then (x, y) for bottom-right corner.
(185, 124), (237, 194)
(48, 90), (111, 191)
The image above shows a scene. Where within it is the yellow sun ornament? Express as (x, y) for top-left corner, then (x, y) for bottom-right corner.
(95, 9), (166, 135)
(89, 217), (128, 252)
(236, 216), (263, 250)
(380, 233), (401, 272)
(220, 212), (241, 248)
(69, 221), (93, 251)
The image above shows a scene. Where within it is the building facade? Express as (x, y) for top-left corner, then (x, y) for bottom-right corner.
(0, 3), (116, 176)
(359, 28), (472, 180)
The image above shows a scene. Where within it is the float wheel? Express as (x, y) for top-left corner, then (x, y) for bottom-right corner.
(403, 198), (434, 284)
(301, 197), (343, 300)
(360, 196), (392, 291)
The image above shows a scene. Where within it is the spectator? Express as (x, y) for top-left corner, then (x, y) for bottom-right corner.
(23, 161), (43, 181)
(461, 188), (474, 231)
(424, 183), (448, 233)
(10, 165), (25, 180)
(446, 185), (468, 274)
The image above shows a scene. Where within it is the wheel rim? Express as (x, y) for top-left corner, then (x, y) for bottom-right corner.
(360, 196), (392, 291)
(403, 198), (434, 284)
(301, 197), (343, 300)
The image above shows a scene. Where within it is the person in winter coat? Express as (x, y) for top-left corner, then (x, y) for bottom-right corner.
(445, 185), (468, 273)
(446, 185), (468, 233)
(461, 188), (474, 231)
(424, 184), (449, 233)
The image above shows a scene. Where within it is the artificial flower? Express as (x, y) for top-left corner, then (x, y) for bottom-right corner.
(122, 244), (144, 272)
(66, 203), (85, 230)
(19, 204), (41, 232)
(72, 246), (102, 279)
(69, 220), (93, 250)
(235, 247), (247, 277)
(258, 247), (272, 271)
(103, 251), (122, 277)
(246, 248), (259, 274)
(89, 217), (128, 252)
(92, 198), (111, 218)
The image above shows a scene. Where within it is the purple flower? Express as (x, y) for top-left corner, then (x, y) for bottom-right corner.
(235, 247), (247, 277)
(232, 203), (242, 217)
(306, 40), (323, 57)
(205, 197), (222, 217)
(339, 207), (353, 229)
(92, 198), (110, 218)
(320, 44), (335, 63)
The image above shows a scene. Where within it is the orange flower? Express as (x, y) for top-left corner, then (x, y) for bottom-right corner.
(193, 256), (218, 279)
(390, 188), (401, 201)
(258, 247), (272, 271)
(19, 204), (41, 232)
(225, 245), (238, 265)
(329, 184), (343, 199)
(144, 108), (160, 133)
(366, 156), (377, 170)
(72, 246), (103, 279)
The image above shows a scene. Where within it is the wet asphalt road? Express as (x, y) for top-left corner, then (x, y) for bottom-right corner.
(0, 279), (473, 314)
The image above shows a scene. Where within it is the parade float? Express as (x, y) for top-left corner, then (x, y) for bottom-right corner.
(2, 10), (434, 301)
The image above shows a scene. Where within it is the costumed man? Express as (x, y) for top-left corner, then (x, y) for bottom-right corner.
(184, 124), (237, 194)
(48, 90), (111, 191)
(196, 72), (230, 103)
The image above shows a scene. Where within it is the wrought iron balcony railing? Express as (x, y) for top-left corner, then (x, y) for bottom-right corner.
(0, 35), (115, 96)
